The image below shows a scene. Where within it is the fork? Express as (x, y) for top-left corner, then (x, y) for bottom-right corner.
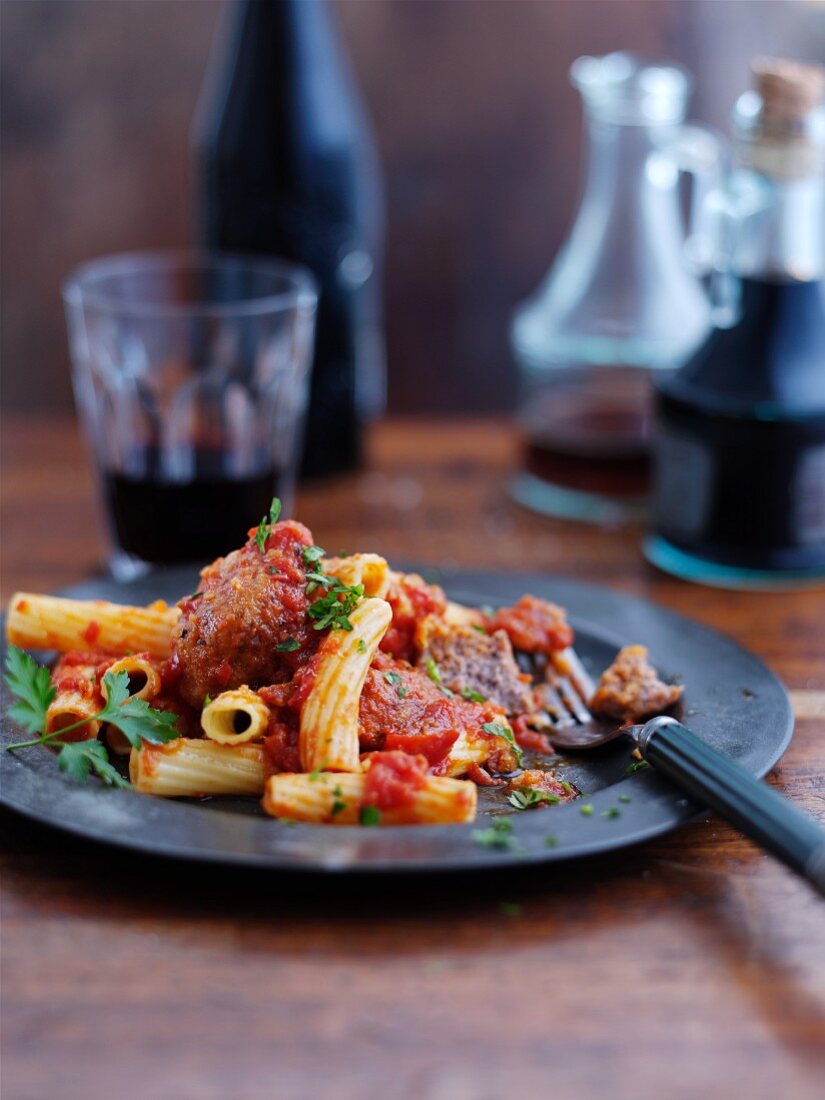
(527, 647), (825, 897)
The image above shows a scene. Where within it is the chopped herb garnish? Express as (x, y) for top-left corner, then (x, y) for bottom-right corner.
(579, 803), (594, 816)
(499, 901), (522, 917)
(360, 805), (381, 826)
(330, 799), (347, 817)
(560, 780), (574, 794)
(332, 785), (343, 797)
(423, 657), (455, 697)
(471, 817), (524, 853)
(309, 770), (321, 781)
(268, 566), (279, 575)
(308, 581), (364, 632)
(625, 759), (650, 776)
(275, 638), (300, 653)
(618, 793), (632, 803)
(544, 835), (559, 848)
(383, 671), (408, 698)
(255, 497), (282, 554)
(302, 544), (326, 566)
(601, 806), (621, 819)
(305, 570), (335, 594)
(424, 656), (454, 695)
(424, 656), (443, 686)
(481, 720), (523, 767)
(461, 686), (486, 704)
(472, 624), (487, 634)
(188, 591), (204, 600)
(203, 694), (212, 709)
(357, 639), (367, 654)
(508, 787), (561, 810)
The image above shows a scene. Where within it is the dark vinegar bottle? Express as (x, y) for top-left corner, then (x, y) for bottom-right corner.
(649, 59), (825, 585)
(195, 0), (385, 477)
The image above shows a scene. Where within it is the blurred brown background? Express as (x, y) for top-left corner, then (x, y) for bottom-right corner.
(2, 0), (823, 415)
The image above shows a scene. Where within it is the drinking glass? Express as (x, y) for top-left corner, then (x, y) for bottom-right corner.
(63, 252), (318, 579)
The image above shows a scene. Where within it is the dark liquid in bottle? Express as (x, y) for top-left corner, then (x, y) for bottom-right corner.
(654, 276), (825, 573)
(103, 449), (283, 565)
(521, 365), (653, 498)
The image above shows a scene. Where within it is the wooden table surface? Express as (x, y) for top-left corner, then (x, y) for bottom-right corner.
(2, 414), (824, 1100)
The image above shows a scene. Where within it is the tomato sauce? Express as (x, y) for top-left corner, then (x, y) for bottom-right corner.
(358, 653), (501, 766)
(362, 750), (427, 810)
(263, 720), (301, 774)
(512, 714), (554, 755)
(380, 573), (447, 662)
(488, 595), (574, 655)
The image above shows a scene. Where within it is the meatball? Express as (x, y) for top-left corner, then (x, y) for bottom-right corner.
(169, 520), (319, 708)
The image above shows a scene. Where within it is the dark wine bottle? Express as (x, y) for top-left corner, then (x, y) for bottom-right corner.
(195, 0), (385, 477)
(649, 59), (825, 585)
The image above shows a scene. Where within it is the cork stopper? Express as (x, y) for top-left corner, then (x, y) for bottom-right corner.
(737, 57), (825, 179)
(752, 57), (825, 131)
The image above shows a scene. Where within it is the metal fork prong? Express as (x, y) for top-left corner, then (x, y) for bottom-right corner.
(547, 668), (592, 724)
(535, 681), (576, 727)
(552, 646), (596, 705)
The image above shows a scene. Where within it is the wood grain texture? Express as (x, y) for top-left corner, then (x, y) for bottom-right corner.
(2, 415), (824, 1100)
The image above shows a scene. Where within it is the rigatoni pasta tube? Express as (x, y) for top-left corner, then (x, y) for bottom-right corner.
(435, 728), (494, 779)
(103, 653), (163, 754)
(6, 593), (179, 658)
(45, 662), (103, 742)
(201, 687), (270, 745)
(130, 739), (266, 797)
(324, 554), (390, 599)
(263, 772), (477, 824)
(300, 597), (392, 773)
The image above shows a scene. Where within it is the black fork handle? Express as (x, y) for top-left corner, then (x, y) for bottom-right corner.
(638, 717), (825, 897)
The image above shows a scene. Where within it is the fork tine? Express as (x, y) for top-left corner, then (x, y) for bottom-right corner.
(551, 646), (596, 705)
(535, 681), (577, 727)
(547, 669), (593, 724)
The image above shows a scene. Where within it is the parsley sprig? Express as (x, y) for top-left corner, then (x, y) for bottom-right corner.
(4, 646), (55, 735)
(255, 497), (282, 555)
(3, 647), (179, 787)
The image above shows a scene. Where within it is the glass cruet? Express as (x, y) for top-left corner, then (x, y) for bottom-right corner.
(510, 52), (721, 522)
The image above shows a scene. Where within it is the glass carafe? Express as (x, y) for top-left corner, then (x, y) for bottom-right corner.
(511, 52), (719, 522)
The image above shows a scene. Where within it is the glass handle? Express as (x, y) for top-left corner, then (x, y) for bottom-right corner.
(654, 123), (727, 273)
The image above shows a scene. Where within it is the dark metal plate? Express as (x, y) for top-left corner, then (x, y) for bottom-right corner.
(0, 566), (793, 872)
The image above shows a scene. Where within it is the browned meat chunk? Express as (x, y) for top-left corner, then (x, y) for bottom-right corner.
(488, 595), (574, 655)
(169, 519), (319, 708)
(417, 617), (535, 715)
(590, 645), (683, 723)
